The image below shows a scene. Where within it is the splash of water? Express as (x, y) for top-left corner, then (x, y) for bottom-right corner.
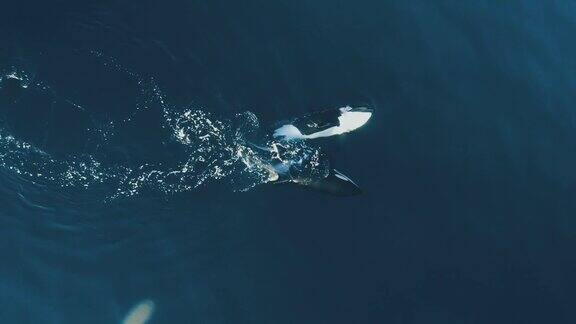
(0, 64), (294, 200)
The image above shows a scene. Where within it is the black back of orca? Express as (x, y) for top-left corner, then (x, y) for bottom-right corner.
(291, 109), (341, 135)
(297, 169), (362, 197)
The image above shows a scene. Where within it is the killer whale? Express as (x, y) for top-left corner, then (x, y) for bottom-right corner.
(273, 106), (373, 141)
(257, 106), (373, 196)
(0, 76), (372, 197)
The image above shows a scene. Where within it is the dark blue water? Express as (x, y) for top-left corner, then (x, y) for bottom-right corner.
(1, 1), (576, 323)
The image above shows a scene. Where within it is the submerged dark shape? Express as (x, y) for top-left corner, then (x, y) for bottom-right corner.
(259, 106), (373, 197)
(302, 169), (363, 197)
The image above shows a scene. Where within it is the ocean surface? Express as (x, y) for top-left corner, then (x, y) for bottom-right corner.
(1, 0), (576, 323)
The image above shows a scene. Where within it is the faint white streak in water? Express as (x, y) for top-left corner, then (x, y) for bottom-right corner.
(122, 299), (155, 324)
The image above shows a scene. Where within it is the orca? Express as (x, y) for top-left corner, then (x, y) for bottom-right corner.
(296, 169), (362, 197)
(273, 106), (373, 140)
(255, 106), (373, 196)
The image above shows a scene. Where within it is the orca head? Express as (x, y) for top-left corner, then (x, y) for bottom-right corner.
(337, 106), (373, 133)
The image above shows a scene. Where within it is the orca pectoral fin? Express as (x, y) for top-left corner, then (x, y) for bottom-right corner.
(299, 169), (362, 197)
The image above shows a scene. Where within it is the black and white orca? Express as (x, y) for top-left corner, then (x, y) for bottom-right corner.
(265, 106), (373, 196)
(273, 106), (373, 140)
